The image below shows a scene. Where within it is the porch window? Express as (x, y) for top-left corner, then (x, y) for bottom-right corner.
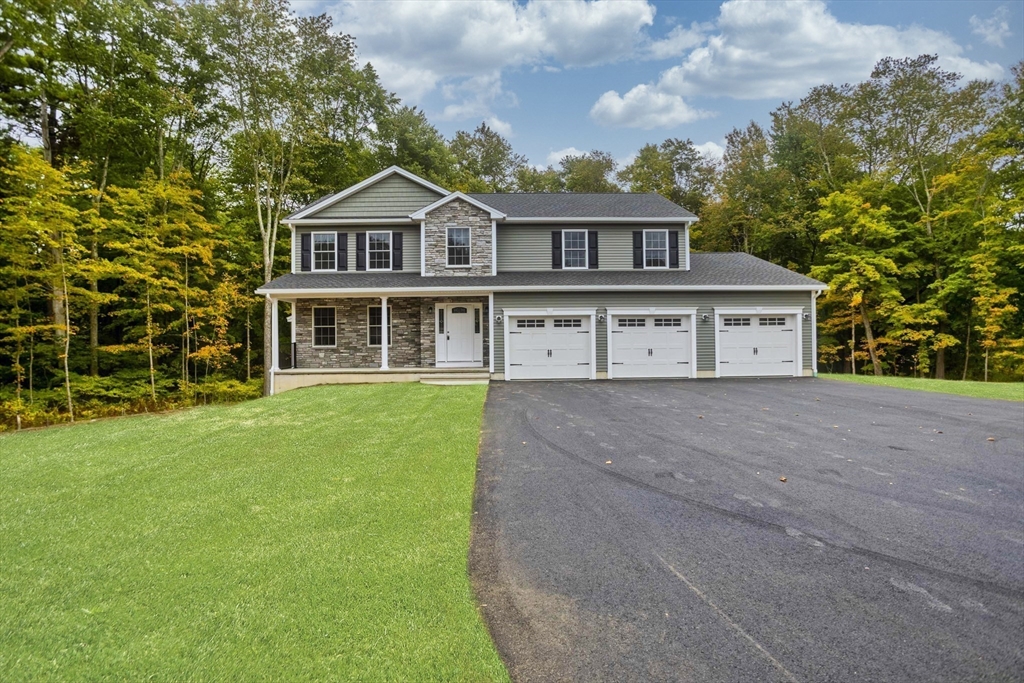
(644, 230), (668, 268)
(368, 231), (391, 270)
(312, 233), (336, 271)
(367, 305), (392, 346)
(447, 227), (470, 267)
(562, 230), (587, 269)
(312, 307), (336, 347)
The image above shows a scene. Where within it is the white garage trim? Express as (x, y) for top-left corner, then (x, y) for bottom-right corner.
(502, 308), (597, 380)
(713, 307), (803, 378)
(811, 291), (818, 376)
(606, 308), (697, 379)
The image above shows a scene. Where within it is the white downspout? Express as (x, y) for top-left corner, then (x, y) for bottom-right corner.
(811, 290), (819, 377)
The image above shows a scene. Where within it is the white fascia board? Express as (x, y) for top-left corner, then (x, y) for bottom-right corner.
(606, 307), (698, 316)
(256, 284), (826, 297)
(288, 166), (449, 221)
(501, 216), (698, 224)
(284, 217), (415, 226)
(502, 308), (597, 316)
(713, 306), (805, 315)
(410, 191), (507, 220)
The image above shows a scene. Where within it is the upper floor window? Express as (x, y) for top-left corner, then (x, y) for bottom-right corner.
(644, 230), (668, 269)
(562, 230), (587, 269)
(312, 232), (336, 271)
(368, 231), (391, 270)
(447, 227), (470, 267)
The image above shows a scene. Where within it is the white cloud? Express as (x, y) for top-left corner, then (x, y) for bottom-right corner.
(328, 0), (658, 122)
(644, 23), (708, 60)
(591, 0), (1004, 128)
(694, 141), (725, 159)
(590, 84), (711, 129)
(546, 147), (585, 166)
(485, 116), (514, 137)
(970, 6), (1012, 48)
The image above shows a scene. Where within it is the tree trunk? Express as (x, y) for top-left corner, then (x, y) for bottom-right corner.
(934, 320), (946, 379)
(984, 350), (989, 382)
(962, 308), (971, 381)
(89, 239), (99, 376)
(851, 313), (856, 375)
(61, 267), (74, 422)
(246, 305), (251, 382)
(859, 301), (883, 376)
(147, 286), (157, 402)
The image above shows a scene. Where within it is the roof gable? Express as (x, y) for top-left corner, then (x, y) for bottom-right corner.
(410, 191), (506, 220)
(287, 167), (448, 221)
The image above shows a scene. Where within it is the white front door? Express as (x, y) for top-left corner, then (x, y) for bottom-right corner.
(610, 315), (693, 378)
(436, 304), (480, 365)
(718, 315), (798, 377)
(506, 316), (592, 380)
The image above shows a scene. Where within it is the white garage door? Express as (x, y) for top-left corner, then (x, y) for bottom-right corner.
(610, 315), (693, 378)
(718, 315), (798, 377)
(507, 316), (592, 380)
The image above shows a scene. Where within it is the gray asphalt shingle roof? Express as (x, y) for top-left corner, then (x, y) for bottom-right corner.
(258, 253), (824, 292)
(469, 193), (697, 219)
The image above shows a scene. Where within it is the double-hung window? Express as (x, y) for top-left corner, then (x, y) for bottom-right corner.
(367, 305), (392, 346)
(312, 232), (336, 271)
(312, 307), (336, 347)
(562, 230), (587, 269)
(447, 227), (470, 267)
(644, 230), (668, 269)
(368, 231), (391, 270)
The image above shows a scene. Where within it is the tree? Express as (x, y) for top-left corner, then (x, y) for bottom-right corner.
(559, 150), (619, 193)
(449, 122), (526, 192)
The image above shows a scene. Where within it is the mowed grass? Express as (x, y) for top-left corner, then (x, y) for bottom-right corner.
(820, 373), (1024, 402)
(0, 384), (508, 682)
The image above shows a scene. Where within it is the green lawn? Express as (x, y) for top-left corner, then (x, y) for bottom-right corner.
(819, 373), (1024, 402)
(0, 384), (508, 682)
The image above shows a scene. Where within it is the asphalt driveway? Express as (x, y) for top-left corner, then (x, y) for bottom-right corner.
(469, 379), (1024, 682)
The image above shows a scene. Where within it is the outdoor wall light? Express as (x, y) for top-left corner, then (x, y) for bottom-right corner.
(597, 314), (606, 323)
(494, 315), (503, 323)
(702, 313), (710, 322)
(803, 312), (811, 321)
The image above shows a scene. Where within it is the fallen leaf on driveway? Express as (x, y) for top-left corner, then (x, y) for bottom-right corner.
(779, 476), (788, 482)
(605, 460), (612, 464)
(987, 437), (996, 442)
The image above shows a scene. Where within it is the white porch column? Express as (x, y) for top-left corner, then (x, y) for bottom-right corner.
(288, 301), (297, 369)
(380, 296), (389, 370)
(270, 296), (280, 395)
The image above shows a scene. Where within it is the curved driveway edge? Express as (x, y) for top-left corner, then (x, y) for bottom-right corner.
(469, 378), (1024, 682)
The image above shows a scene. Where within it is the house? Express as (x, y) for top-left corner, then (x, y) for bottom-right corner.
(255, 166), (826, 393)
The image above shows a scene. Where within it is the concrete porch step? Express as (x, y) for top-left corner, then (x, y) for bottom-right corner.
(420, 371), (490, 386)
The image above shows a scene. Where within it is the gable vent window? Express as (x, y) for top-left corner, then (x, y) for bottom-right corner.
(723, 317), (751, 327)
(312, 307), (336, 347)
(553, 319), (582, 328)
(312, 233), (336, 271)
(447, 227), (470, 267)
(562, 230), (587, 269)
(516, 319), (545, 328)
(654, 318), (683, 327)
(368, 231), (391, 270)
(759, 317), (786, 326)
(618, 318), (646, 328)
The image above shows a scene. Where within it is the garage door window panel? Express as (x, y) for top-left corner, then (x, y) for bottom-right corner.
(618, 318), (646, 328)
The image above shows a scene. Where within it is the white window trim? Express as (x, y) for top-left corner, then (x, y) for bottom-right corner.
(367, 304), (393, 347)
(446, 226), (472, 269)
(712, 306), (803, 378)
(367, 230), (392, 272)
(643, 229), (670, 270)
(311, 305), (337, 348)
(311, 231), (338, 272)
(561, 229), (588, 270)
(501, 308), (597, 381)
(605, 308), (697, 380)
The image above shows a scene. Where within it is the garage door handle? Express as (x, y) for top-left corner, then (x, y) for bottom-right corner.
(547, 349), (552, 357)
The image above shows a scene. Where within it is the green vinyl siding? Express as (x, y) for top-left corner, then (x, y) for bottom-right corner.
(292, 227), (421, 273)
(306, 174), (442, 219)
(493, 290), (813, 373)
(496, 224), (689, 271)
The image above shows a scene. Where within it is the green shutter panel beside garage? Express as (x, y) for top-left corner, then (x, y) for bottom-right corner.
(633, 231), (643, 268)
(669, 231), (679, 269)
(551, 231), (562, 269)
(300, 232), (311, 271)
(356, 232), (366, 271)
(336, 232), (347, 271)
(588, 231), (598, 269)
(392, 231), (403, 270)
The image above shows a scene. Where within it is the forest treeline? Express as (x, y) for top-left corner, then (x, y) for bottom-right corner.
(1, 0), (1021, 429)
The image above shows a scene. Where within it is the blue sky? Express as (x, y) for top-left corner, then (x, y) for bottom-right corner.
(299, 0), (1023, 168)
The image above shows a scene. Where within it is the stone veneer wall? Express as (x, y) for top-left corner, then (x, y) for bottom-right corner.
(294, 298), (421, 369)
(418, 297), (489, 366)
(423, 199), (493, 276)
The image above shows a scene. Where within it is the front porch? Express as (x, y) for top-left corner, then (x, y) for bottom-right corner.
(268, 294), (491, 394)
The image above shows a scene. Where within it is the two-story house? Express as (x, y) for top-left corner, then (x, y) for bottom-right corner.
(256, 166), (826, 393)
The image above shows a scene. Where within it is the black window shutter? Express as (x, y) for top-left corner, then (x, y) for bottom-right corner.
(551, 231), (562, 269)
(300, 232), (311, 272)
(337, 232), (347, 271)
(669, 230), (680, 269)
(632, 231), (643, 269)
(588, 231), (598, 269)
(392, 231), (403, 271)
(356, 232), (366, 271)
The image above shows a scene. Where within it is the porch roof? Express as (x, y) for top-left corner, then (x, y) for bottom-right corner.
(257, 253), (825, 296)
